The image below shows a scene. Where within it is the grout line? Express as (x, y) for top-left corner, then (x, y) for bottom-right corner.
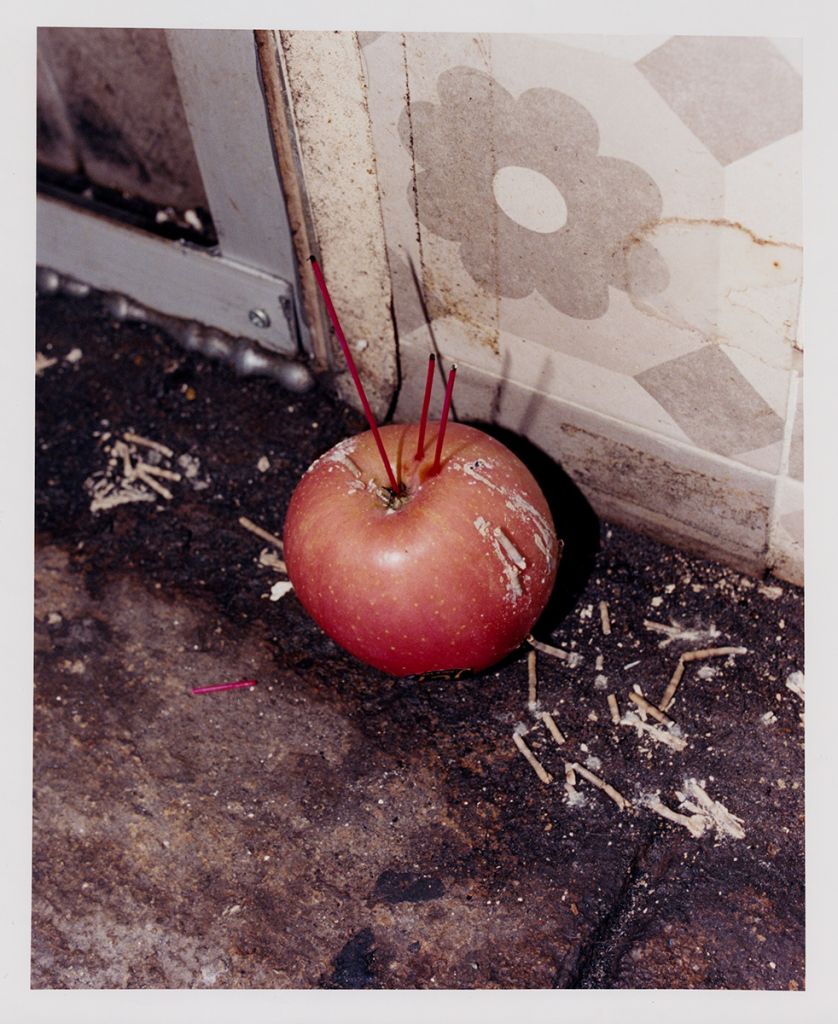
(766, 368), (802, 561)
(777, 366), (800, 480)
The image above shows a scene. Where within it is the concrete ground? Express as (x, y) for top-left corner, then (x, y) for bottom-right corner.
(33, 291), (804, 990)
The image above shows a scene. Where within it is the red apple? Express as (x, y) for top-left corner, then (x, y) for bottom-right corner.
(283, 421), (560, 676)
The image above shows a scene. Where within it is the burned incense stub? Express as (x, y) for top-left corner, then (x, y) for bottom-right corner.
(282, 258), (560, 676)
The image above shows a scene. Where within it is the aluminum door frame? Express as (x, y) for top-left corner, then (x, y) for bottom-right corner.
(36, 28), (310, 360)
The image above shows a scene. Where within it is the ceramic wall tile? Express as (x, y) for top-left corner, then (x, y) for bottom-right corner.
(724, 133), (802, 246)
(538, 35), (672, 63)
(288, 30), (803, 582)
(394, 337), (776, 573)
(394, 311), (695, 444)
(634, 344), (784, 458)
(636, 37), (802, 166)
(787, 375), (804, 483)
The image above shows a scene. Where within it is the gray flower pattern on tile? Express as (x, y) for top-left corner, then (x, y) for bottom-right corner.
(399, 66), (669, 320)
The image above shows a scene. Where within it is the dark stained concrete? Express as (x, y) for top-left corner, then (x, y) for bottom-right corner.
(33, 291), (804, 990)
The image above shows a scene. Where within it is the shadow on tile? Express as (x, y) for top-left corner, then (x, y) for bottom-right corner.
(465, 419), (600, 633)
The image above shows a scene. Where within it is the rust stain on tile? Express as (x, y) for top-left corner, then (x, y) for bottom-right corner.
(628, 216), (802, 253)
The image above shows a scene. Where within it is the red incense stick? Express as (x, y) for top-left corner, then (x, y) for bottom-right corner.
(191, 680), (257, 695)
(309, 256), (401, 494)
(415, 352), (436, 460)
(432, 364), (458, 475)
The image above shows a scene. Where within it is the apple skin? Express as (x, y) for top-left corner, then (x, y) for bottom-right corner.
(283, 422), (560, 677)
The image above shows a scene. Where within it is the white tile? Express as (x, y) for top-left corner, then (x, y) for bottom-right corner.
(538, 34), (673, 63)
(499, 288), (704, 379)
(769, 37), (803, 75)
(618, 219), (723, 341)
(489, 33), (725, 219)
(720, 343), (793, 419)
(724, 132), (802, 246)
(398, 315), (695, 444)
(636, 37), (801, 168)
(395, 341), (775, 573)
(636, 220), (801, 375)
(734, 441), (785, 476)
(351, 30), (804, 580)
(716, 232), (802, 373)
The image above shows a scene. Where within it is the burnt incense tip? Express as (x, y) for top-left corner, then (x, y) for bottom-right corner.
(308, 254), (317, 263)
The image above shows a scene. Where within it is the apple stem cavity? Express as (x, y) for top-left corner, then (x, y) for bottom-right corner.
(415, 352), (436, 461)
(432, 363), (458, 475)
(309, 255), (401, 495)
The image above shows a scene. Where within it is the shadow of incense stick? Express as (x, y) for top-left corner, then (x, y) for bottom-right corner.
(406, 253), (459, 424)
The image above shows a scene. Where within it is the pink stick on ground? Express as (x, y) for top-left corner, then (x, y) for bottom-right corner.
(191, 680), (257, 695)
(432, 364), (458, 475)
(309, 256), (401, 494)
(415, 352), (436, 460)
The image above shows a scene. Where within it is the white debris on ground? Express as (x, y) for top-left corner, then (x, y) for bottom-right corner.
(527, 635), (583, 667)
(257, 456), (271, 473)
(184, 209), (203, 232)
(269, 581), (294, 602)
(36, 352), (58, 375)
(676, 778), (746, 841)
(512, 728), (553, 784)
(65, 347), (83, 364)
(785, 671), (805, 701)
(176, 453), (211, 491)
(564, 783), (588, 807)
(643, 619), (722, 648)
(512, 544), (789, 847)
(565, 761), (628, 810)
(640, 791), (706, 839)
(258, 548), (287, 573)
(85, 431), (190, 513)
(640, 779), (746, 841)
(620, 710), (687, 751)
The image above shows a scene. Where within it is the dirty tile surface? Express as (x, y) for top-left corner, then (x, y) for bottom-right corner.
(360, 32), (802, 449)
(292, 31), (803, 579)
(33, 293), (804, 990)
